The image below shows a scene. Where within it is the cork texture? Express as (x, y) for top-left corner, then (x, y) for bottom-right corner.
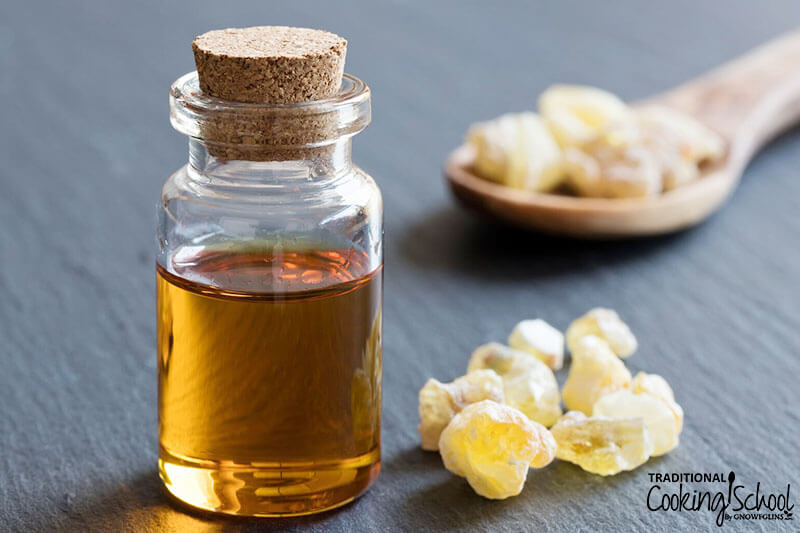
(191, 26), (348, 161)
(192, 26), (347, 104)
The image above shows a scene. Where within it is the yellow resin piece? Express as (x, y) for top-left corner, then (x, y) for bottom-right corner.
(539, 84), (629, 147)
(636, 105), (725, 164)
(633, 371), (676, 404)
(562, 105), (725, 196)
(593, 389), (681, 456)
(618, 113), (704, 191)
(468, 342), (562, 427)
(418, 370), (504, 451)
(633, 371), (684, 435)
(467, 112), (564, 191)
(566, 307), (637, 358)
(467, 86), (726, 197)
(439, 400), (557, 499)
(507, 319), (565, 370)
(562, 335), (632, 414)
(564, 142), (662, 198)
(589, 371), (684, 456)
(550, 411), (653, 476)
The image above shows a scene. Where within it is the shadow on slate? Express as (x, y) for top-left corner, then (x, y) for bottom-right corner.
(379, 446), (674, 531)
(26, 468), (383, 532)
(397, 205), (704, 281)
(387, 449), (657, 531)
(23, 471), (162, 532)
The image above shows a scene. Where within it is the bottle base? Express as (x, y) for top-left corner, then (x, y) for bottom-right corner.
(158, 446), (380, 517)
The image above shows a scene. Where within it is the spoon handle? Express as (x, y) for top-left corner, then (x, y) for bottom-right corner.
(655, 29), (800, 165)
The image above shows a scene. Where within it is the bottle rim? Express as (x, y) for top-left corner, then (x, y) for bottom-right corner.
(169, 71), (371, 148)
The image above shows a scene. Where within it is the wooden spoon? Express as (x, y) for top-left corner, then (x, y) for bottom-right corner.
(445, 30), (800, 238)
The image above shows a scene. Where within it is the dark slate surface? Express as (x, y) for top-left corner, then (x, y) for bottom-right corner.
(1, 1), (798, 531)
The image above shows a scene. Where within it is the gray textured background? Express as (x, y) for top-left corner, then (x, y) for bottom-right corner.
(1, 1), (799, 531)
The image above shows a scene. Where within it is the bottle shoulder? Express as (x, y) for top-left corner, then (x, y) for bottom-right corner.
(157, 162), (382, 273)
(162, 164), (380, 207)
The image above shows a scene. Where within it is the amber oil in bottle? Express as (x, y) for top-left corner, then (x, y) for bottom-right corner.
(157, 244), (381, 516)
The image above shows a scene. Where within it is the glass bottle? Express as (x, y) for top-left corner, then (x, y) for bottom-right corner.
(156, 71), (382, 517)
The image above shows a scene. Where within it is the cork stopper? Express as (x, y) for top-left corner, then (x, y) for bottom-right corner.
(192, 26), (347, 104)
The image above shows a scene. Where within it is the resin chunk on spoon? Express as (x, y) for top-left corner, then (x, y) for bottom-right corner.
(446, 30), (800, 236)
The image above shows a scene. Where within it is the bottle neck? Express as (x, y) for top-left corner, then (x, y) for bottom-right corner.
(187, 138), (354, 185)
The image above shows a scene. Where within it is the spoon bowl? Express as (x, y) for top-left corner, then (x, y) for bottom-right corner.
(445, 31), (800, 238)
